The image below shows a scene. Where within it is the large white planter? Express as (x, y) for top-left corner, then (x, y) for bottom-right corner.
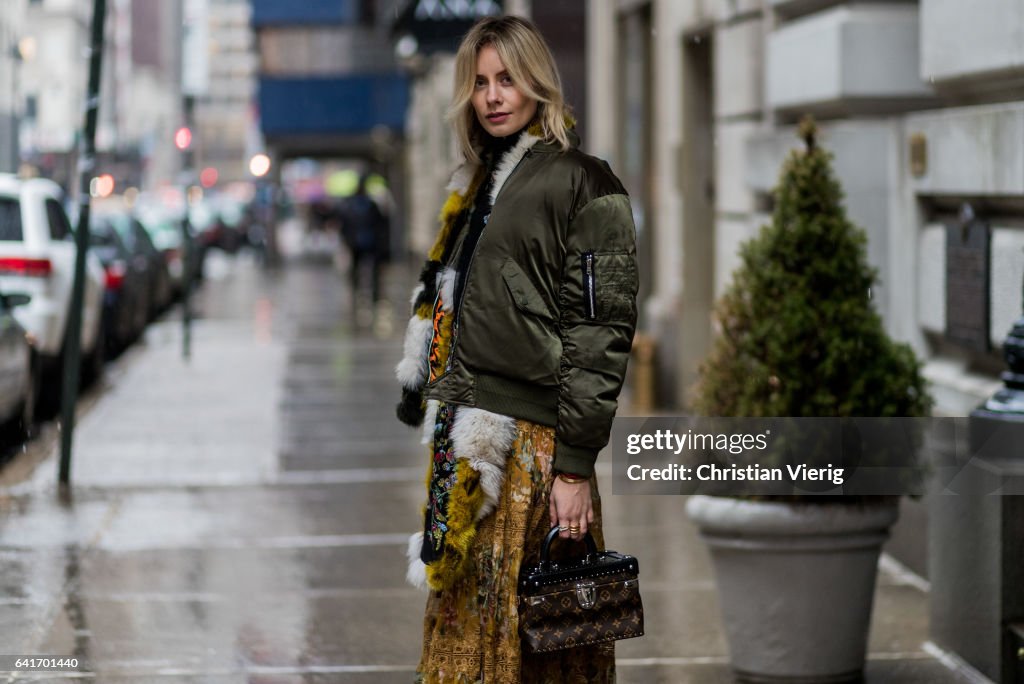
(686, 495), (899, 683)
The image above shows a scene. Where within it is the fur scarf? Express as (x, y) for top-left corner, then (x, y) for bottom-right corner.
(396, 125), (542, 590)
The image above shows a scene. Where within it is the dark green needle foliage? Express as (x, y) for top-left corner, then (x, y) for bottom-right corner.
(695, 117), (931, 419)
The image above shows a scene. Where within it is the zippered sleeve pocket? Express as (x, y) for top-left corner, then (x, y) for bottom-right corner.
(581, 251), (597, 320)
(579, 251), (636, 323)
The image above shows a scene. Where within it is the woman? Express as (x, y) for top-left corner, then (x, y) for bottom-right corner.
(395, 15), (638, 684)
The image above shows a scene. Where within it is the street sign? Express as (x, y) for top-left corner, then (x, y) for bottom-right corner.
(945, 218), (991, 353)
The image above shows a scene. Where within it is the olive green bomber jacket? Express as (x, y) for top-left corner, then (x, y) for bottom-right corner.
(396, 131), (638, 477)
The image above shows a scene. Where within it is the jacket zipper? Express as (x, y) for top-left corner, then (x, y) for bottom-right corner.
(582, 250), (597, 320)
(446, 151), (532, 373)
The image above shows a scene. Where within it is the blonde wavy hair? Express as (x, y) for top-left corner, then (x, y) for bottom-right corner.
(448, 16), (571, 164)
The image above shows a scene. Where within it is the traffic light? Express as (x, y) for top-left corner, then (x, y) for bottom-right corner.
(89, 173), (115, 198)
(200, 167), (218, 188)
(174, 126), (192, 151)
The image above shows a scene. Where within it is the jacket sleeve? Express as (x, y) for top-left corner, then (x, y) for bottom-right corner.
(554, 193), (639, 477)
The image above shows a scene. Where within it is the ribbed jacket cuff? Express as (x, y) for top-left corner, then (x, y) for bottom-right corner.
(553, 440), (598, 478)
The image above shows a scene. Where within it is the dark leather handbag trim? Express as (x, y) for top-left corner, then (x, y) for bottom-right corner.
(519, 554), (639, 591)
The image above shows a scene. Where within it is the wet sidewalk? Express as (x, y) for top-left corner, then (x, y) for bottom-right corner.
(0, 225), (985, 683)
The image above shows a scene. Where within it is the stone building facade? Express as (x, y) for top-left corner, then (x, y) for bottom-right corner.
(586, 0), (1022, 415)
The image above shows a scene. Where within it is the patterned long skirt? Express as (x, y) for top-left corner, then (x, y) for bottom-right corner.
(415, 418), (616, 684)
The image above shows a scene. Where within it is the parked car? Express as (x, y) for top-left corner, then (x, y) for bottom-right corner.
(89, 213), (152, 354)
(89, 198), (174, 317)
(0, 175), (105, 414)
(119, 214), (173, 317)
(0, 290), (36, 440)
(135, 207), (204, 296)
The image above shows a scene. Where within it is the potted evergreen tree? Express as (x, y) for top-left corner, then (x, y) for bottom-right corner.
(685, 118), (931, 683)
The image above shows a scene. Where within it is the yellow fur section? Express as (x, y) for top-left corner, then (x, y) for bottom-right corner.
(427, 171), (483, 263)
(426, 459), (485, 590)
(417, 167), (480, 389)
(428, 192), (462, 262)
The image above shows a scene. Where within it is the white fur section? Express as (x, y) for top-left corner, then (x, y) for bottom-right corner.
(450, 407), (517, 520)
(406, 531), (429, 590)
(446, 163), (477, 194)
(471, 461), (506, 521)
(409, 283), (424, 309)
(421, 399), (440, 445)
(395, 315), (433, 391)
(436, 267), (457, 314)
(488, 132), (541, 205)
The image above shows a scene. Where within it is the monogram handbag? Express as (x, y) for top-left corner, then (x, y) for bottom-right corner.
(518, 526), (644, 653)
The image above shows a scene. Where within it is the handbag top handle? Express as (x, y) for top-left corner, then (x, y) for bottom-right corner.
(540, 525), (599, 569)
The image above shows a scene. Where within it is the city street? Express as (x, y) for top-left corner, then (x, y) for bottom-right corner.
(0, 224), (980, 683)
(0, 0), (1018, 681)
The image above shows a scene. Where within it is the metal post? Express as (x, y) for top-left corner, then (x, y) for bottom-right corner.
(6, 30), (19, 174)
(263, 166), (281, 270)
(181, 95), (194, 361)
(59, 0), (107, 488)
(182, 212), (193, 360)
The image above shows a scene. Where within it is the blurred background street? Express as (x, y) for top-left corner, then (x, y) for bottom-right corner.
(0, 0), (1022, 682)
(0, 226), (982, 682)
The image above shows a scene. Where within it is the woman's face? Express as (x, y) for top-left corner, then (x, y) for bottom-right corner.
(472, 44), (537, 138)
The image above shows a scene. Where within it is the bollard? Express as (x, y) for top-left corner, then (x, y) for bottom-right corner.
(630, 333), (656, 413)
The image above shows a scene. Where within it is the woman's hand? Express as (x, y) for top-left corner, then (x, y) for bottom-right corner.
(549, 476), (594, 540)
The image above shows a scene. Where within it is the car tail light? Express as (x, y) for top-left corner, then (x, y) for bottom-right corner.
(0, 257), (53, 277)
(104, 261), (126, 290)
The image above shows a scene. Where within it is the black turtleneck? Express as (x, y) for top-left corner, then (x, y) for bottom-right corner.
(453, 127), (526, 313)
